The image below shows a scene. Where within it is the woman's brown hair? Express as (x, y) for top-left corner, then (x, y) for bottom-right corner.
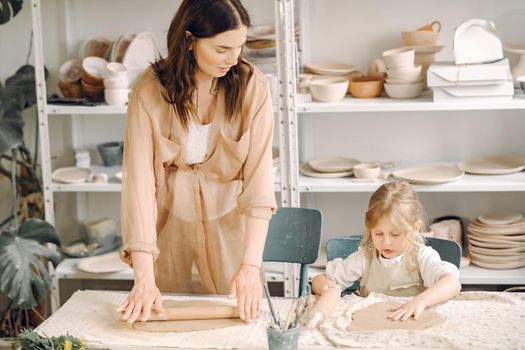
(152, 0), (253, 130)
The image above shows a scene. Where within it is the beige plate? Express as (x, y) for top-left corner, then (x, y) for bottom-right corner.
(308, 157), (360, 173)
(300, 163), (353, 178)
(467, 234), (525, 246)
(477, 211), (523, 225)
(52, 167), (92, 184)
(458, 155), (525, 175)
(467, 227), (525, 239)
(469, 251), (525, 264)
(469, 238), (521, 249)
(77, 252), (131, 273)
(304, 61), (359, 76)
(470, 218), (525, 229)
(468, 244), (525, 256)
(470, 258), (525, 269)
(393, 165), (464, 184)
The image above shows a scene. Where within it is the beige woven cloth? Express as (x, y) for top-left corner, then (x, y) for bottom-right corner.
(36, 290), (525, 349)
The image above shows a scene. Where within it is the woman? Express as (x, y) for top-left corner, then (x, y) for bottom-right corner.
(117, 0), (277, 324)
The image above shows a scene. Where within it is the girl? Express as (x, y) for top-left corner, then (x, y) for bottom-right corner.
(118, 0), (277, 324)
(312, 181), (461, 321)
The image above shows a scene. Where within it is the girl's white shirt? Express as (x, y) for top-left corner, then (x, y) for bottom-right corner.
(186, 121), (212, 165)
(325, 245), (460, 290)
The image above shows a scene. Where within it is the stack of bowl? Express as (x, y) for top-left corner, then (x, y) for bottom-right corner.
(467, 211), (525, 269)
(382, 48), (424, 99)
(401, 21), (444, 87)
(104, 62), (130, 106)
(81, 57), (108, 102)
(58, 58), (83, 98)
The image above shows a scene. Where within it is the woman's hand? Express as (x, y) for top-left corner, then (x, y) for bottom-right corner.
(229, 263), (262, 323)
(117, 277), (164, 323)
(388, 297), (426, 321)
(117, 251), (164, 323)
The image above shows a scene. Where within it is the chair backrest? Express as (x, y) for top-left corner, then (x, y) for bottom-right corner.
(263, 207), (322, 296)
(425, 237), (461, 268)
(326, 236), (363, 294)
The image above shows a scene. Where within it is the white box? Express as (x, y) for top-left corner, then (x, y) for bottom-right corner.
(427, 59), (511, 87)
(432, 81), (514, 102)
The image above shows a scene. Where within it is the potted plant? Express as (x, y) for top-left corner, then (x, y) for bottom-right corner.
(0, 36), (58, 340)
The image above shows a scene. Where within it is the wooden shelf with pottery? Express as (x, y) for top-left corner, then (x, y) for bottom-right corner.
(298, 89), (525, 113)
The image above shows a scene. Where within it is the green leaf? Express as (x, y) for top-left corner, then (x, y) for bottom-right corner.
(0, 0), (23, 25)
(0, 231), (60, 309)
(19, 218), (61, 246)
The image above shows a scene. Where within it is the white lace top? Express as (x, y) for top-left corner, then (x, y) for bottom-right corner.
(186, 121), (212, 165)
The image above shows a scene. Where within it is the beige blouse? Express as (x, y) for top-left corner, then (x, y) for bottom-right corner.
(119, 64), (277, 293)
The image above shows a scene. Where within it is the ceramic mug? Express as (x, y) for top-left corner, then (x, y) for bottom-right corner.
(97, 141), (123, 167)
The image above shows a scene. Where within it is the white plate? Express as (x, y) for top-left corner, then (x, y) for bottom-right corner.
(458, 155), (525, 175)
(393, 165), (464, 184)
(52, 167), (92, 184)
(300, 163), (353, 178)
(111, 32), (137, 63)
(122, 31), (159, 69)
(404, 45), (444, 55)
(470, 258), (525, 269)
(77, 251), (131, 274)
(477, 211), (523, 226)
(308, 157), (360, 173)
(304, 61), (359, 76)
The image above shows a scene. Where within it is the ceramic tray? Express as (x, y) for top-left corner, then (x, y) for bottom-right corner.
(477, 211), (523, 226)
(458, 155), (525, 175)
(77, 251), (131, 274)
(308, 157), (360, 173)
(52, 167), (92, 184)
(300, 163), (353, 178)
(393, 165), (464, 184)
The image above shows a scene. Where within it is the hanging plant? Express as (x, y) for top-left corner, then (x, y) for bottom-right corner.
(0, 0), (23, 25)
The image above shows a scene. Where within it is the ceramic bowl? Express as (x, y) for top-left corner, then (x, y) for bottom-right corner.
(401, 31), (439, 46)
(58, 58), (82, 83)
(353, 163), (381, 179)
(309, 77), (349, 102)
(81, 57), (108, 86)
(348, 77), (384, 98)
(105, 62), (128, 78)
(81, 80), (104, 102)
(382, 48), (415, 70)
(104, 88), (130, 106)
(384, 82), (424, 99)
(386, 64), (422, 81)
(79, 37), (112, 60)
(58, 80), (82, 98)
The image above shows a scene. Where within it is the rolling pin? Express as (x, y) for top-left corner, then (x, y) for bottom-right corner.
(143, 305), (239, 321)
(303, 287), (341, 329)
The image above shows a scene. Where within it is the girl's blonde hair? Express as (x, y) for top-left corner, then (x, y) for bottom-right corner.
(360, 181), (426, 263)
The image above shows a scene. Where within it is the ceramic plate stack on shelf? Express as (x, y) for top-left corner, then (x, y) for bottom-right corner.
(467, 211), (525, 269)
(300, 157), (360, 178)
(393, 165), (464, 184)
(458, 155), (525, 175)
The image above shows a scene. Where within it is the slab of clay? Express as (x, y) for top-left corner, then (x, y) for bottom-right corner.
(132, 300), (245, 333)
(346, 301), (444, 331)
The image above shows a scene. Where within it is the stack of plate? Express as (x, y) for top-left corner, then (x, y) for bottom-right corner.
(467, 211), (525, 269)
(300, 157), (360, 178)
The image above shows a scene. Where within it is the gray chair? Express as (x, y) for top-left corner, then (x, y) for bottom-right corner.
(326, 235), (461, 294)
(263, 207), (322, 296)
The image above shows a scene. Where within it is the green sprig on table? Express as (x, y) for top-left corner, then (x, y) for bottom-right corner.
(18, 329), (110, 350)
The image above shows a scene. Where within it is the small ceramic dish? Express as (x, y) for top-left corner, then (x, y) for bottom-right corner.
(81, 57), (108, 86)
(52, 167), (92, 184)
(308, 157), (360, 173)
(348, 77), (384, 98)
(353, 163), (381, 179)
(309, 77), (349, 102)
(382, 48), (415, 69)
(384, 82), (424, 99)
(304, 61), (359, 76)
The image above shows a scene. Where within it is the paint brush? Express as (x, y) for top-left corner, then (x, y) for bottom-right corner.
(264, 282), (279, 326)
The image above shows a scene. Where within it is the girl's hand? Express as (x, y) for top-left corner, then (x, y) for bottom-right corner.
(117, 278), (164, 323)
(388, 297), (426, 321)
(229, 263), (262, 323)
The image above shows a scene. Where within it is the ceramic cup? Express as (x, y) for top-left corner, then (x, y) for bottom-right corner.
(266, 326), (299, 350)
(97, 141), (123, 166)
